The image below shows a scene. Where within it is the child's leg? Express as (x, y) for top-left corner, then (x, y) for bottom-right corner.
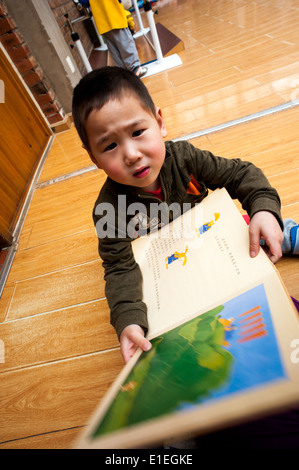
(104, 28), (140, 72)
(281, 219), (299, 255)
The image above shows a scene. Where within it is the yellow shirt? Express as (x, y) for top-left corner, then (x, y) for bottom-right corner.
(89, 0), (128, 35)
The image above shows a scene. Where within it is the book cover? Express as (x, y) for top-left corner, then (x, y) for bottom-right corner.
(75, 189), (299, 449)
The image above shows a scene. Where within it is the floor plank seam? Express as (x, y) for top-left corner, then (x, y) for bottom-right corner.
(32, 102), (299, 188)
(281, 202), (299, 208)
(7, 258), (103, 284)
(0, 346), (121, 376)
(0, 425), (86, 446)
(268, 168), (299, 179)
(36, 165), (98, 189)
(3, 283), (16, 323)
(17, 228), (95, 253)
(3, 295), (107, 324)
(173, 100), (299, 143)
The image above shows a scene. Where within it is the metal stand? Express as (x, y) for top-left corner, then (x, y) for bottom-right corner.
(71, 1), (108, 51)
(143, 2), (163, 62)
(64, 1), (182, 77)
(93, 30), (108, 52)
(131, 0), (150, 38)
(65, 13), (92, 74)
(140, 1), (182, 77)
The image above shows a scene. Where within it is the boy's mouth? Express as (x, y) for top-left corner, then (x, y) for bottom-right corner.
(133, 166), (150, 179)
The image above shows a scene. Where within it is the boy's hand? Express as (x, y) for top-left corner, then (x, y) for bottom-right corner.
(120, 324), (152, 363)
(249, 211), (284, 264)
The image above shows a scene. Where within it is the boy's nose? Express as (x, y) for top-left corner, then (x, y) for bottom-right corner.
(123, 143), (142, 165)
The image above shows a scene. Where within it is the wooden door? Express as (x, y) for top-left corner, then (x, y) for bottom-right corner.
(0, 44), (52, 248)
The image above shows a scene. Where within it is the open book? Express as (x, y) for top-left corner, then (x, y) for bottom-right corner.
(75, 189), (299, 449)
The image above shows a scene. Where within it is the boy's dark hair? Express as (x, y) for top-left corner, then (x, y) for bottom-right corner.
(72, 66), (156, 150)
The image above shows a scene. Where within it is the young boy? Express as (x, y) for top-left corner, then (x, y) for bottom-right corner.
(72, 66), (291, 364)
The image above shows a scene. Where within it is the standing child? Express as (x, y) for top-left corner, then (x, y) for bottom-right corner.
(72, 66), (297, 364)
(89, 0), (147, 76)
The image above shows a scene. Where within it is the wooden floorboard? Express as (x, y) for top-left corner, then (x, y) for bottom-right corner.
(0, 349), (123, 444)
(0, 299), (117, 373)
(38, 127), (92, 183)
(0, 0), (298, 449)
(6, 260), (105, 321)
(142, 0), (299, 140)
(17, 169), (105, 251)
(0, 427), (82, 450)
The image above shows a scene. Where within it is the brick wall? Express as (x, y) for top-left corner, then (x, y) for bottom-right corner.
(48, 0), (94, 77)
(0, 1), (65, 125)
(0, 0), (94, 126)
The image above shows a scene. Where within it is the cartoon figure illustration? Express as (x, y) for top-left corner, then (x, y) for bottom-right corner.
(196, 213), (220, 237)
(217, 317), (237, 347)
(166, 246), (188, 269)
(121, 381), (137, 392)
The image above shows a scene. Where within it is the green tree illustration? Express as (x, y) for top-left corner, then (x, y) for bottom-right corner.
(94, 306), (233, 437)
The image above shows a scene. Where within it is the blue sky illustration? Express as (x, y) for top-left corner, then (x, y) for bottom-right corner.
(180, 283), (286, 410)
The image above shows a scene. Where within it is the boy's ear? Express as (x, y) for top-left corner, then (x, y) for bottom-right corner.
(82, 144), (102, 169)
(156, 107), (167, 138)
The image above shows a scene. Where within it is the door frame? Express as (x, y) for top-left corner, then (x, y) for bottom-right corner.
(0, 43), (54, 296)
(0, 42), (54, 242)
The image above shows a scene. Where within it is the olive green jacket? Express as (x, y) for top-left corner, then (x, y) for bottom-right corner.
(93, 140), (282, 339)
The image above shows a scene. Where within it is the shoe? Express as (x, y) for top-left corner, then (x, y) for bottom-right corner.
(281, 219), (299, 255)
(134, 66), (148, 78)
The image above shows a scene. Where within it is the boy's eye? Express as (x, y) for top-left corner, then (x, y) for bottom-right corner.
(104, 142), (117, 151)
(132, 129), (144, 137)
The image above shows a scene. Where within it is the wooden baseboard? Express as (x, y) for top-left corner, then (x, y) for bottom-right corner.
(51, 113), (73, 134)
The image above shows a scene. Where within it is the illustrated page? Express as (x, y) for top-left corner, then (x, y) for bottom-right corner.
(132, 189), (275, 337)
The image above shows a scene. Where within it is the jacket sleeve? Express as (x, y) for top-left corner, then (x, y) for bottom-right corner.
(94, 217), (148, 340)
(182, 141), (283, 228)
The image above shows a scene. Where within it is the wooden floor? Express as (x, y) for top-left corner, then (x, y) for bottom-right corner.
(0, 0), (298, 449)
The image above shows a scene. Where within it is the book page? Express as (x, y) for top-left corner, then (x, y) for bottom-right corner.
(75, 189), (299, 449)
(75, 273), (299, 449)
(132, 188), (275, 337)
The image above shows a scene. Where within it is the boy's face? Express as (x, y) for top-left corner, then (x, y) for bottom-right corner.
(84, 94), (167, 192)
